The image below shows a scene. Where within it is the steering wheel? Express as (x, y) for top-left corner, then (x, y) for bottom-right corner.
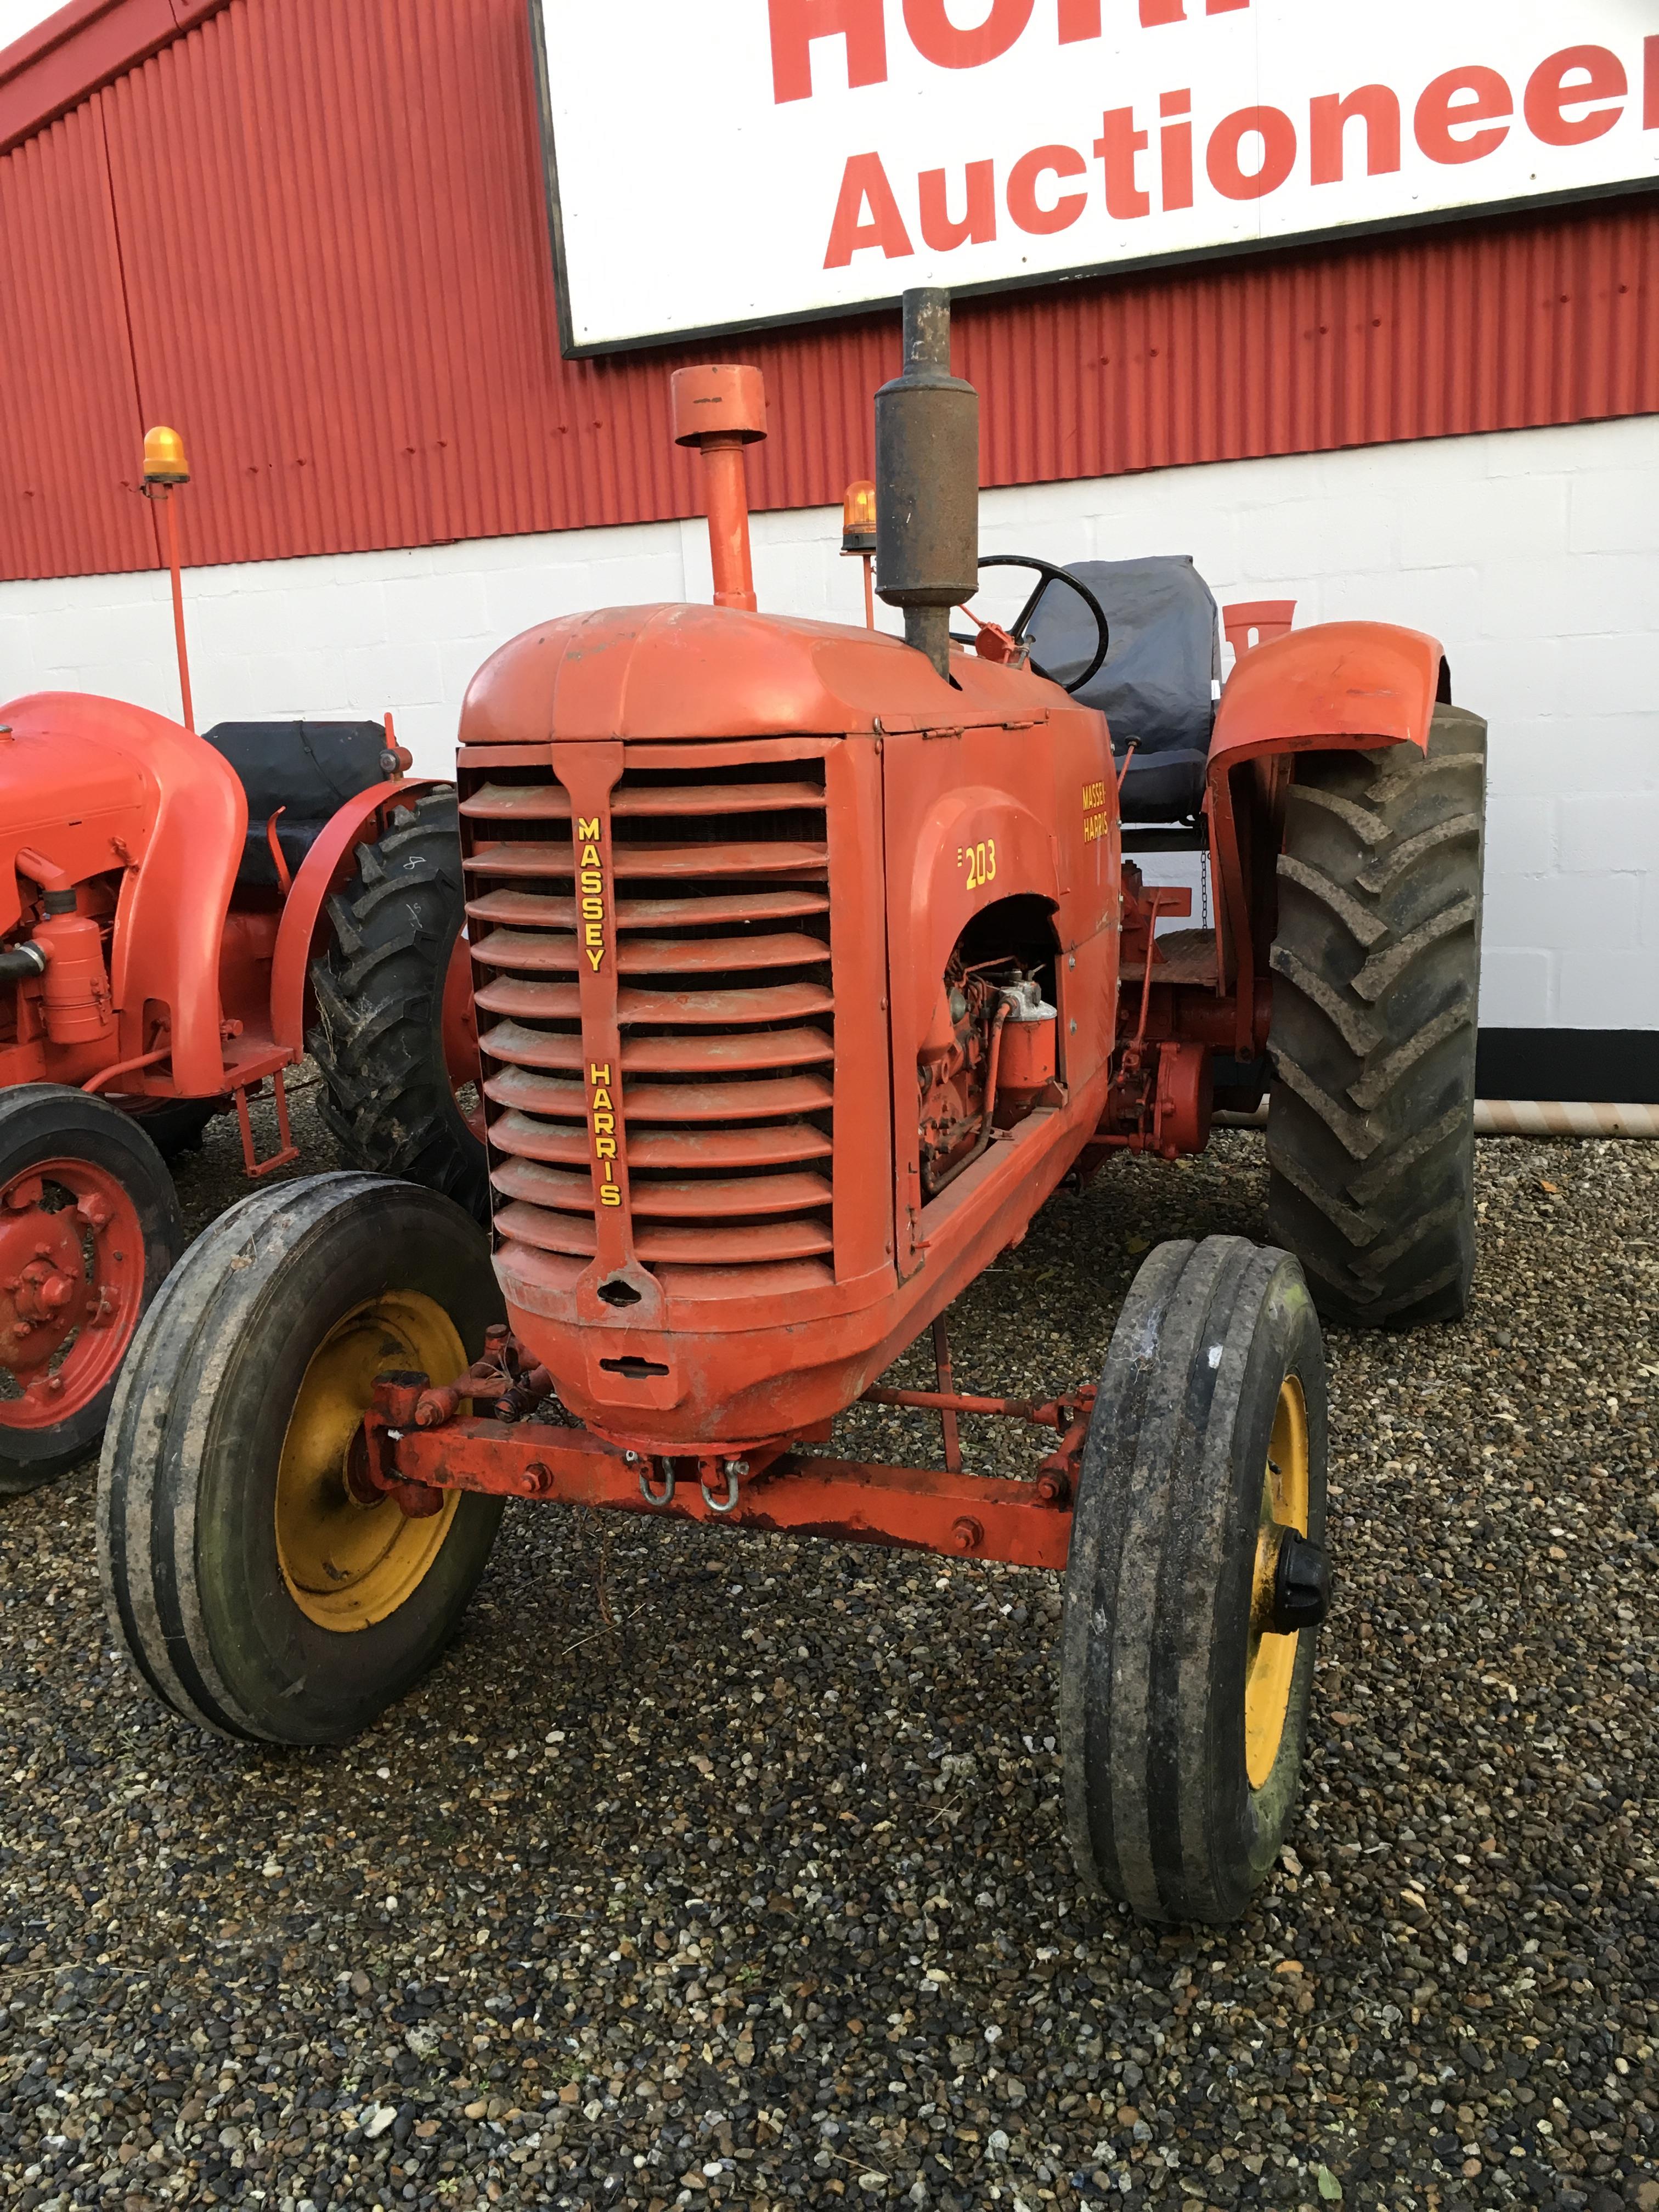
(952, 555), (1110, 695)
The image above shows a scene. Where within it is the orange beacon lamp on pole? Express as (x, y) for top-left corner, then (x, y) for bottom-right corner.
(140, 425), (195, 733)
(842, 479), (878, 629)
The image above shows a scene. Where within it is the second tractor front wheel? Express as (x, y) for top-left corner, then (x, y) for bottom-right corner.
(2, 1086), (183, 1497)
(97, 1174), (504, 1744)
(1060, 1237), (1329, 1925)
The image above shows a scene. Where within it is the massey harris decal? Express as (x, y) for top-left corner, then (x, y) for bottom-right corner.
(589, 1062), (623, 1207)
(577, 816), (608, 973)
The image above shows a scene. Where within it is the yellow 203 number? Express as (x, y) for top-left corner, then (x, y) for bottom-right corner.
(964, 838), (998, 891)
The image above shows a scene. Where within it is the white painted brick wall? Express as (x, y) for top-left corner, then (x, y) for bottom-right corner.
(1, 414), (1654, 1031)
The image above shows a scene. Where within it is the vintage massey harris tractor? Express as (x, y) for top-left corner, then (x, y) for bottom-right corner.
(1, 431), (484, 1496)
(99, 297), (1485, 1923)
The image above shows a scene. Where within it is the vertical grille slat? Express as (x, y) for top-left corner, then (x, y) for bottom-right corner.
(472, 753), (836, 1291)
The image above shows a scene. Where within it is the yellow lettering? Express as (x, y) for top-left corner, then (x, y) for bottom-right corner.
(595, 1137), (616, 1159)
(600, 1186), (623, 1207)
(586, 947), (604, 972)
(592, 1087), (612, 1110)
(578, 819), (600, 840)
(579, 870), (602, 894)
(594, 1113), (614, 1136)
(582, 895), (603, 919)
(585, 922), (605, 947)
(580, 844), (601, 868)
(590, 1064), (611, 1085)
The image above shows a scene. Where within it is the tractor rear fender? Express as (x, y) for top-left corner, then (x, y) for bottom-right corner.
(1207, 619), (1445, 783)
(2, 693), (245, 1094)
(1203, 622), (1446, 1058)
(270, 777), (449, 1056)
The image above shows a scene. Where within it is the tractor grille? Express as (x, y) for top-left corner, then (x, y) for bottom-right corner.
(464, 754), (836, 1291)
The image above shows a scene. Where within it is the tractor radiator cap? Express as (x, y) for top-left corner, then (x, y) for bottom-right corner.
(874, 288), (979, 612)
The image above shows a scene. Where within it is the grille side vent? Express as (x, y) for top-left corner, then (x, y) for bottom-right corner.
(465, 755), (835, 1293)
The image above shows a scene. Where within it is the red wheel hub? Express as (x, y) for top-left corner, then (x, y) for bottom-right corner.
(0, 1159), (144, 1431)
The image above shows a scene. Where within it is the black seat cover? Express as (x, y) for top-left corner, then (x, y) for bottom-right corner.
(1025, 556), (1221, 822)
(200, 720), (391, 888)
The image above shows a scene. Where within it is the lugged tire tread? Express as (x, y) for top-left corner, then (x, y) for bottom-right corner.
(1266, 705), (1487, 1329)
(308, 791), (488, 1221)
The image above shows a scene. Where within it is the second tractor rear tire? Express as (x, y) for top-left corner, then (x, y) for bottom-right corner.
(309, 791), (489, 1222)
(97, 1174), (504, 1745)
(1266, 705), (1486, 1329)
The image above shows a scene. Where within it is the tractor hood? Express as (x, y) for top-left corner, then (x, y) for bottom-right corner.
(0, 697), (160, 938)
(458, 602), (1064, 748)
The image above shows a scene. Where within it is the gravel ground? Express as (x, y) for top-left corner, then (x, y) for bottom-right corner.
(1, 1084), (1655, 2212)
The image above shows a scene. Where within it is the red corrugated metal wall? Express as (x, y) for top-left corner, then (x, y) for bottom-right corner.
(1, 0), (1656, 585)
(0, 98), (158, 580)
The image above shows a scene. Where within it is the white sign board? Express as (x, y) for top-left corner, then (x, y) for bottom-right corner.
(533, 0), (1659, 355)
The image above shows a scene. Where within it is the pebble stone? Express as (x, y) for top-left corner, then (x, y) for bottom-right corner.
(0, 1081), (1654, 2212)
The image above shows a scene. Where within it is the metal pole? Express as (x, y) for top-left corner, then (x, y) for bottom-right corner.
(161, 489), (195, 732)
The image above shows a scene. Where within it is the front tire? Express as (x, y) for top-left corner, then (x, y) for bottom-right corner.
(97, 1173), (504, 1743)
(1266, 706), (1487, 1328)
(309, 791), (489, 1221)
(1, 1087), (182, 1497)
(1060, 1237), (1329, 1926)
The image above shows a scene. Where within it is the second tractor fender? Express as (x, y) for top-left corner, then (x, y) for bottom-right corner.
(906, 783), (1062, 1011)
(1209, 619), (1445, 781)
(2, 692), (246, 1094)
(270, 776), (450, 1055)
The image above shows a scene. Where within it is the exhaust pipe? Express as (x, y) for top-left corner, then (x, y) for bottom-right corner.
(874, 289), (980, 679)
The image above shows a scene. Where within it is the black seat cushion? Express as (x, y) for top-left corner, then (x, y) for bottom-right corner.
(200, 720), (392, 889)
(1025, 556), (1221, 822)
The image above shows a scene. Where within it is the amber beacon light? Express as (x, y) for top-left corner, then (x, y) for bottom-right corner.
(140, 424), (195, 730)
(842, 479), (878, 628)
(142, 424), (190, 486)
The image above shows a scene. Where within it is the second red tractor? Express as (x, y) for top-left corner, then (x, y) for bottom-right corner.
(1, 436), (483, 1492)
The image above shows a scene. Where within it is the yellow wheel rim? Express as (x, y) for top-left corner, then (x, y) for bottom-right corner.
(1244, 1377), (1311, 1792)
(274, 1290), (465, 1633)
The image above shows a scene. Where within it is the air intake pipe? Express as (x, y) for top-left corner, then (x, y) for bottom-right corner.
(874, 289), (980, 679)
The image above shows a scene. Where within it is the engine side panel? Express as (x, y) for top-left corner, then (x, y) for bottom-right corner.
(883, 708), (1120, 1279)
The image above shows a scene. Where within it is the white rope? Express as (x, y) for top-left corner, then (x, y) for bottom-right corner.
(1212, 1101), (1659, 1138)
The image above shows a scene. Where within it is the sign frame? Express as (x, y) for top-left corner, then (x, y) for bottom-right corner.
(528, 0), (1659, 360)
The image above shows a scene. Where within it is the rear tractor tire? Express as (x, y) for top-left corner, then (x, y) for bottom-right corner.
(1060, 1237), (1329, 1925)
(1, 1087), (183, 1497)
(1265, 704), (1487, 1328)
(309, 789), (489, 1221)
(97, 1174), (504, 1744)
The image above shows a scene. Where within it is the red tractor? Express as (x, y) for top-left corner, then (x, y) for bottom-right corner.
(98, 296), (1485, 1924)
(1, 435), (484, 1495)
